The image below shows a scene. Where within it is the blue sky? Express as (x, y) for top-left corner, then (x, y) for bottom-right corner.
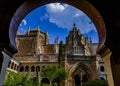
(18, 3), (98, 44)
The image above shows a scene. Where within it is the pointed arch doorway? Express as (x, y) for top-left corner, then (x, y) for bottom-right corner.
(74, 75), (81, 86)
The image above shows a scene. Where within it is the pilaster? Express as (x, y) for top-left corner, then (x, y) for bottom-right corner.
(98, 47), (114, 86)
(0, 43), (17, 85)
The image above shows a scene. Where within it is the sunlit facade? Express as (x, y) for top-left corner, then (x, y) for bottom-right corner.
(8, 24), (107, 86)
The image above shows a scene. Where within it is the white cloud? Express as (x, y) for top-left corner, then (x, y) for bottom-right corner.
(43, 3), (96, 33)
(18, 19), (27, 35)
(74, 13), (80, 17)
(20, 19), (27, 27)
(22, 19), (27, 25)
(47, 3), (67, 12)
(40, 13), (49, 21)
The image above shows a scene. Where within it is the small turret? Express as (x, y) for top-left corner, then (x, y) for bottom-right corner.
(54, 36), (59, 54)
(16, 30), (20, 35)
(46, 30), (48, 36)
(37, 26), (40, 32)
(73, 23), (77, 33)
(45, 30), (49, 44)
(90, 37), (92, 44)
(27, 26), (30, 35)
(89, 37), (93, 55)
(54, 36), (58, 44)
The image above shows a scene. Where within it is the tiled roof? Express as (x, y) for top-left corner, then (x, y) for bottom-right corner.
(43, 44), (55, 53)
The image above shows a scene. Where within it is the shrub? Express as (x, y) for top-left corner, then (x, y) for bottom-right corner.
(81, 79), (108, 86)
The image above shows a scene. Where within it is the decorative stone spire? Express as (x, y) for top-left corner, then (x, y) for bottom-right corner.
(54, 36), (59, 54)
(73, 23), (76, 27)
(89, 37), (93, 55)
(46, 30), (48, 36)
(16, 30), (20, 35)
(90, 37), (92, 43)
(27, 26), (30, 35)
(54, 36), (59, 44)
(37, 26), (40, 31)
(45, 30), (49, 44)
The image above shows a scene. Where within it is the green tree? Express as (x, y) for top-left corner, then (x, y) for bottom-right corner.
(54, 65), (68, 81)
(58, 41), (64, 86)
(4, 71), (38, 86)
(59, 41), (63, 57)
(34, 67), (39, 86)
(41, 64), (67, 86)
(4, 71), (22, 86)
(81, 79), (108, 86)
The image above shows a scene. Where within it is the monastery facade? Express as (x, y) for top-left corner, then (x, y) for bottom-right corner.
(8, 24), (107, 86)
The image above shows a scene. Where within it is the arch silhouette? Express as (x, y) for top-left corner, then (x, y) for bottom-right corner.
(9, 0), (106, 52)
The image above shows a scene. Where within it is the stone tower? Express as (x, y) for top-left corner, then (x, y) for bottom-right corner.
(61, 24), (99, 86)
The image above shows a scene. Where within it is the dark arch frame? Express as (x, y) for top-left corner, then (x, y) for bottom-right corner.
(0, 53), (3, 73)
(9, 0), (106, 52)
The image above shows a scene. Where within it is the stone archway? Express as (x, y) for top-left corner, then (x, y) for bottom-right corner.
(9, 0), (106, 51)
(7, 0), (107, 86)
(68, 63), (93, 86)
(0, 0), (120, 86)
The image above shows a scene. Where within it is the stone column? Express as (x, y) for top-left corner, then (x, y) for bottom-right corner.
(0, 44), (17, 85)
(98, 47), (114, 86)
(0, 51), (11, 85)
(68, 76), (74, 86)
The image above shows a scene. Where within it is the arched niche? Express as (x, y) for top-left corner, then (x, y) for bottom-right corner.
(69, 62), (94, 80)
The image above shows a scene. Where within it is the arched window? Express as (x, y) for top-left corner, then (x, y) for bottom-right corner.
(41, 78), (50, 84)
(36, 66), (40, 72)
(19, 66), (24, 72)
(100, 66), (105, 72)
(11, 62), (14, 69)
(31, 66), (35, 72)
(100, 77), (105, 80)
(25, 66), (29, 72)
(8, 61), (11, 68)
